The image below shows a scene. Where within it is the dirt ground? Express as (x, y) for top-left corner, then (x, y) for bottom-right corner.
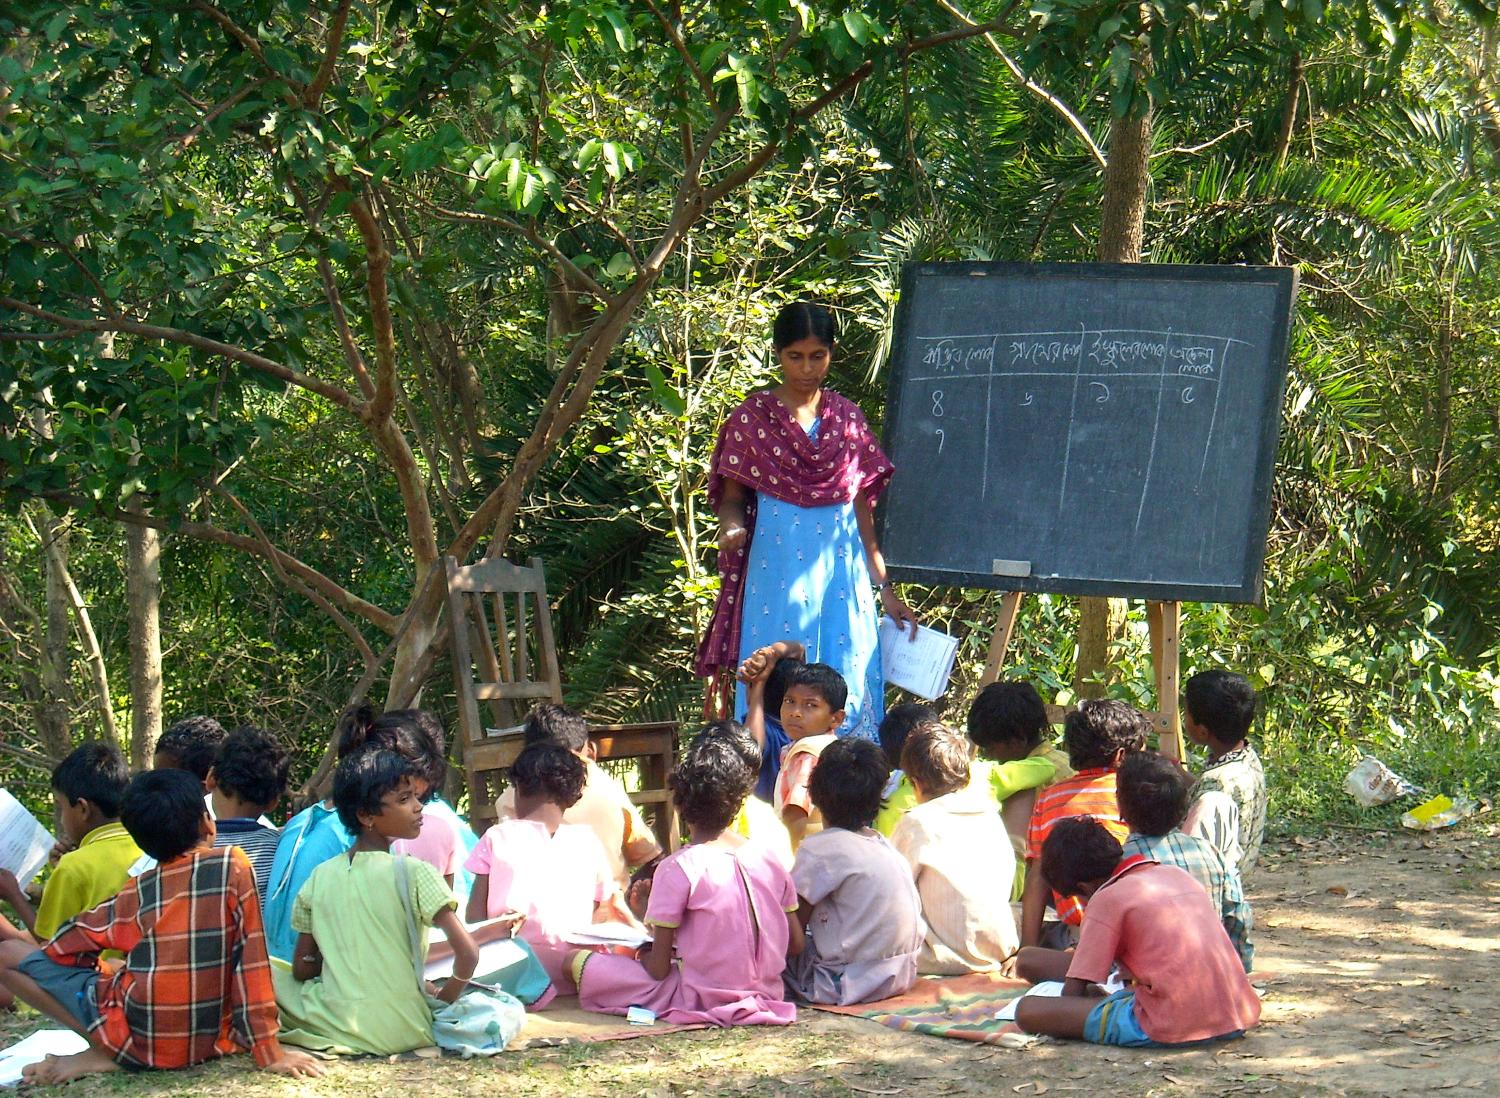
(4, 823), (1497, 1097)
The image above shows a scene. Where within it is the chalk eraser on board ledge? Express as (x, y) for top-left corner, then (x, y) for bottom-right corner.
(991, 559), (1032, 578)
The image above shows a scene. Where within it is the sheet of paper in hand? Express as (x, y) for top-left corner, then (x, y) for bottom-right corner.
(879, 616), (961, 700)
(562, 922), (652, 949)
(0, 788), (55, 890)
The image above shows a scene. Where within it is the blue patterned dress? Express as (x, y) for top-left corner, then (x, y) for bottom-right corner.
(733, 421), (885, 741)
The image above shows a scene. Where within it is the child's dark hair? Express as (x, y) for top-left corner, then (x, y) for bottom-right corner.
(212, 726), (291, 809)
(809, 739), (888, 831)
(1184, 670), (1257, 746)
(785, 662), (848, 712)
(336, 704), (445, 795)
(1063, 699), (1149, 770)
(333, 749), (417, 833)
(772, 301), (837, 350)
(764, 657), (803, 722)
(901, 722), (970, 798)
(1040, 816), (1123, 896)
(879, 702), (939, 769)
(51, 742), (130, 817)
(155, 715), (227, 781)
(523, 702), (590, 753)
(967, 681), (1049, 755)
(120, 769), (209, 862)
(510, 741), (587, 809)
(696, 719), (760, 773)
(669, 733), (754, 834)
(1116, 752), (1192, 838)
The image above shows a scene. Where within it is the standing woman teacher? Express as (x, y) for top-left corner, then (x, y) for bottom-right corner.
(694, 302), (917, 740)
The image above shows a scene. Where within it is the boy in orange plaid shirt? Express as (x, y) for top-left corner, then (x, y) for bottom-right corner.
(0, 769), (321, 1085)
(1019, 699), (1149, 949)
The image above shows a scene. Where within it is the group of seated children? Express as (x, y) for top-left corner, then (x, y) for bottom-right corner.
(729, 642), (1265, 1047)
(0, 656), (1267, 1081)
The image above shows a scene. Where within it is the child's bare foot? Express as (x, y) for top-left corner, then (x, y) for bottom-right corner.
(22, 1046), (120, 1085)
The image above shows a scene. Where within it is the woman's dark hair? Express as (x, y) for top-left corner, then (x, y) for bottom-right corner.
(121, 769), (209, 862)
(333, 749), (417, 833)
(669, 734), (754, 833)
(1040, 816), (1123, 896)
(154, 715), (227, 781)
(901, 722), (970, 798)
(764, 657), (803, 723)
(785, 662), (848, 712)
(212, 726), (292, 809)
(1116, 751), (1191, 838)
(878, 702), (939, 769)
(522, 702), (590, 752)
(809, 739), (888, 831)
(51, 742), (130, 817)
(1184, 670), (1257, 746)
(1063, 699), (1150, 770)
(696, 719), (760, 773)
(335, 704), (445, 795)
(510, 742), (587, 808)
(967, 681), (1049, 754)
(772, 301), (837, 350)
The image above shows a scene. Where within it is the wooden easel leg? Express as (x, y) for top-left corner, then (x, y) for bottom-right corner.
(1148, 601), (1183, 760)
(978, 590), (1024, 688)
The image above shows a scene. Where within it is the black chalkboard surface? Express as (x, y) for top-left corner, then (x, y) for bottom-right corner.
(879, 262), (1297, 603)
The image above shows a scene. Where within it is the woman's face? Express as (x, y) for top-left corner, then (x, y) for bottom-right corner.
(776, 336), (833, 395)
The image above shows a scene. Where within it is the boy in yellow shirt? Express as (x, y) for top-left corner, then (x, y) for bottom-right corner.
(0, 743), (142, 943)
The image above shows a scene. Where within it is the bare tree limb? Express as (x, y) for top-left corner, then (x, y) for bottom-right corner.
(0, 297), (362, 412)
(216, 487), (378, 667)
(36, 492), (399, 633)
(26, 508), (120, 748)
(305, 0), (353, 108)
(935, 0), (1107, 170)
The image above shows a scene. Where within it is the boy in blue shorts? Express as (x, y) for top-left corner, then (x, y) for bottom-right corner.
(1015, 817), (1260, 1048)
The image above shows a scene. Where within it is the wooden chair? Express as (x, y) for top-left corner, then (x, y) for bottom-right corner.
(444, 555), (563, 826)
(443, 555), (680, 847)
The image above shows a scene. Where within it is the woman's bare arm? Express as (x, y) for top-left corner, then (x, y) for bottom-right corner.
(718, 480), (750, 551)
(853, 494), (917, 634)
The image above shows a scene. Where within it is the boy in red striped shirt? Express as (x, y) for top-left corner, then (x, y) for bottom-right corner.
(0, 769), (321, 1085)
(1019, 699), (1148, 949)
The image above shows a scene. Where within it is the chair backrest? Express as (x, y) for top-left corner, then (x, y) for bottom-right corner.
(443, 555), (563, 825)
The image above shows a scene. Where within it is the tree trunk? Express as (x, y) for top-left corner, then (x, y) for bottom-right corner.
(126, 511), (163, 768)
(35, 509), (120, 746)
(38, 541), (74, 760)
(1075, 101), (1153, 699)
(1273, 50), (1303, 164)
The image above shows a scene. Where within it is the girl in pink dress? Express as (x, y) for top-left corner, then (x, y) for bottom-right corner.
(465, 743), (631, 992)
(574, 731), (805, 1026)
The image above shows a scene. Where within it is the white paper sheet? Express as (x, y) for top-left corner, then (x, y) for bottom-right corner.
(992, 980), (1064, 1022)
(562, 921), (652, 949)
(879, 616), (960, 700)
(0, 789), (55, 890)
(0, 1030), (90, 1087)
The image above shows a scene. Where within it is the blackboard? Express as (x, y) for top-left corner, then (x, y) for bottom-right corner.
(879, 262), (1297, 603)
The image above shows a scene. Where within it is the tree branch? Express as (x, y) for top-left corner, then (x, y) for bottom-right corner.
(305, 0), (353, 108)
(216, 487), (378, 667)
(347, 192), (400, 423)
(935, 0), (1107, 170)
(411, 198), (610, 299)
(35, 491), (399, 633)
(0, 297), (362, 412)
(643, 0), (716, 100)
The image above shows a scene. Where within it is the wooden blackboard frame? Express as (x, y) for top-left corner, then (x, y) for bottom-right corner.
(877, 261), (1298, 604)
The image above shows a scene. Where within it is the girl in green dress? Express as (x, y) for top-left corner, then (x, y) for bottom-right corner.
(274, 750), (481, 1055)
